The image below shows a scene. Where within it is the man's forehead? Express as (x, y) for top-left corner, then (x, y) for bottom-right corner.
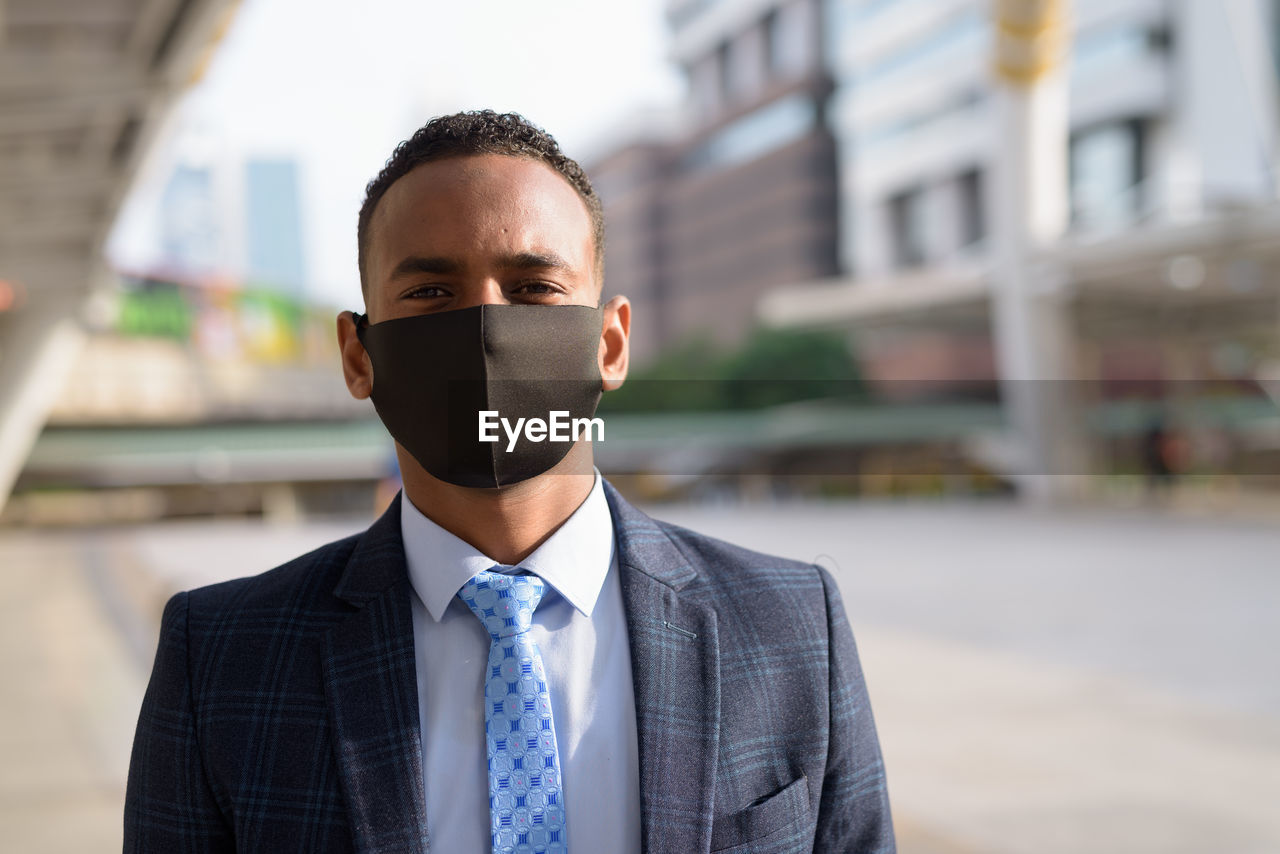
(373, 154), (590, 226)
(363, 152), (600, 295)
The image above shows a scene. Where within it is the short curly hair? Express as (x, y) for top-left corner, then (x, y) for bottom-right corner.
(357, 110), (605, 294)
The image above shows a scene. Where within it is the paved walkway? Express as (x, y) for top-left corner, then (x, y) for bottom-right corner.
(3, 499), (1278, 853)
(0, 531), (146, 854)
(675, 501), (1280, 853)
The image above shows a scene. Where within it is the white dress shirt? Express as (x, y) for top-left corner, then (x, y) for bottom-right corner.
(401, 473), (642, 853)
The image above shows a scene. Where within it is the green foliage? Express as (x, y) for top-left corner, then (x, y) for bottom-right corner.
(720, 327), (864, 409)
(117, 283), (192, 339)
(600, 336), (726, 412)
(600, 326), (865, 413)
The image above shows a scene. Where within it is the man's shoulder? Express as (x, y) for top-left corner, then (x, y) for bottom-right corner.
(636, 513), (845, 680)
(601, 481), (819, 573)
(637, 513), (836, 614)
(604, 481), (829, 596)
(181, 530), (363, 619)
(650, 515), (819, 578)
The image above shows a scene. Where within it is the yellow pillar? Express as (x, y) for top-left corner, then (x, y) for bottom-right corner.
(989, 0), (1088, 503)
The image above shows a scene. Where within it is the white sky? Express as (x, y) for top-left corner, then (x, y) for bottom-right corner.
(108, 0), (684, 307)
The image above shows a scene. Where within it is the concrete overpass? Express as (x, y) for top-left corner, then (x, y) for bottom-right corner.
(0, 0), (239, 511)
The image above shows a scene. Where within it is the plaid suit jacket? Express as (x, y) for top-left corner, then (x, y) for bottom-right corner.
(125, 481), (894, 853)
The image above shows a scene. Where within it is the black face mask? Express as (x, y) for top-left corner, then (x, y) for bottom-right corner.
(355, 304), (605, 489)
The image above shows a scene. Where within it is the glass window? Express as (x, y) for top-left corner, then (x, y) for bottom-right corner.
(854, 7), (985, 89)
(1273, 0), (1280, 85)
(728, 27), (767, 101)
(1072, 24), (1156, 81)
(829, 0), (929, 66)
(857, 88), (985, 152)
(889, 187), (928, 268)
(684, 94), (817, 172)
(718, 41), (733, 102)
(844, 0), (908, 26)
(669, 0), (728, 31)
(770, 2), (811, 77)
(763, 9), (780, 75)
(690, 55), (720, 114)
(1071, 121), (1143, 228)
(958, 168), (985, 247)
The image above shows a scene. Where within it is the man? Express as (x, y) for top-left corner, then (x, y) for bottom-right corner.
(125, 111), (894, 853)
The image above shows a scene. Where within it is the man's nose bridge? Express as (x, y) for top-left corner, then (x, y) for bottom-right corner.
(455, 278), (509, 309)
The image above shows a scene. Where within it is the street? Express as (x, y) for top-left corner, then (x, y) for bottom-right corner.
(2, 499), (1277, 853)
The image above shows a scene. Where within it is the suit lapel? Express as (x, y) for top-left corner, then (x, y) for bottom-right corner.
(605, 482), (720, 854)
(322, 494), (430, 853)
(320, 485), (723, 852)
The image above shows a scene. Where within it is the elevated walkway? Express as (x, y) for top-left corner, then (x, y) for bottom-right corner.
(0, 0), (239, 511)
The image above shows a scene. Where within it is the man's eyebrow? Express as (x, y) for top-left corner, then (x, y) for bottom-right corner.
(389, 256), (463, 279)
(497, 251), (573, 272)
(388, 252), (575, 279)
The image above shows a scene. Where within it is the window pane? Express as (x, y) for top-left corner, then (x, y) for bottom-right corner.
(1072, 122), (1140, 228)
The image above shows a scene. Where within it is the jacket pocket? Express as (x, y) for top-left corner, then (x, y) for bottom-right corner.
(709, 775), (810, 853)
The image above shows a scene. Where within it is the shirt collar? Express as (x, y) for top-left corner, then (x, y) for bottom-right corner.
(401, 472), (615, 623)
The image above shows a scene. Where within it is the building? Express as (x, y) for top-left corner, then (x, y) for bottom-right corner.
(589, 0), (840, 365)
(755, 0), (1280, 491)
(159, 163), (223, 278)
(138, 152), (308, 295)
(589, 138), (673, 364)
(763, 0), (1280, 385)
(826, 0), (1280, 275)
(244, 158), (308, 296)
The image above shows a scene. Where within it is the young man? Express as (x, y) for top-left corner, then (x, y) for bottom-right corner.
(125, 111), (894, 853)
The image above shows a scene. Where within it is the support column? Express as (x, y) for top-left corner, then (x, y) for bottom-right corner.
(0, 299), (87, 514)
(990, 0), (1088, 503)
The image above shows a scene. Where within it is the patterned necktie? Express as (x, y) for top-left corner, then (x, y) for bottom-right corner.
(458, 569), (567, 854)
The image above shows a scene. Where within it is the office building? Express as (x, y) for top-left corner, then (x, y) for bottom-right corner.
(244, 158), (307, 296)
(159, 163), (223, 278)
(762, 0), (1280, 389)
(590, 0), (839, 364)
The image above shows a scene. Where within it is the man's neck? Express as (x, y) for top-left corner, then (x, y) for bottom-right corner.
(398, 443), (596, 566)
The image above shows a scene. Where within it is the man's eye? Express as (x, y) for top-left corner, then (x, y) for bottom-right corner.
(513, 281), (559, 295)
(406, 285), (448, 298)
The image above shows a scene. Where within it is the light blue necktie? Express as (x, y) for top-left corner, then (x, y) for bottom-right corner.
(458, 569), (567, 854)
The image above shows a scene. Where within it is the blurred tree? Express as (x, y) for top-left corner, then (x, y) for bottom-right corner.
(600, 327), (864, 413)
(600, 333), (725, 412)
(720, 327), (865, 410)
(117, 280), (193, 340)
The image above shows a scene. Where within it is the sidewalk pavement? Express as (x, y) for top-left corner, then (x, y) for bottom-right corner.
(0, 531), (146, 854)
(3, 499), (1278, 853)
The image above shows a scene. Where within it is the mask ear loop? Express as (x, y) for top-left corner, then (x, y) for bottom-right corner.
(352, 312), (369, 339)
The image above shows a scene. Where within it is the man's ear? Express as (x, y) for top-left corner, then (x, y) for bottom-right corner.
(599, 295), (630, 392)
(337, 311), (373, 399)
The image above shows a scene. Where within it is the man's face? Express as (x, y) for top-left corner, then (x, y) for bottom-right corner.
(362, 154), (598, 321)
(338, 150), (631, 478)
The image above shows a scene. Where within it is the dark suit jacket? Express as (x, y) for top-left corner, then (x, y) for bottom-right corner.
(125, 482), (894, 853)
